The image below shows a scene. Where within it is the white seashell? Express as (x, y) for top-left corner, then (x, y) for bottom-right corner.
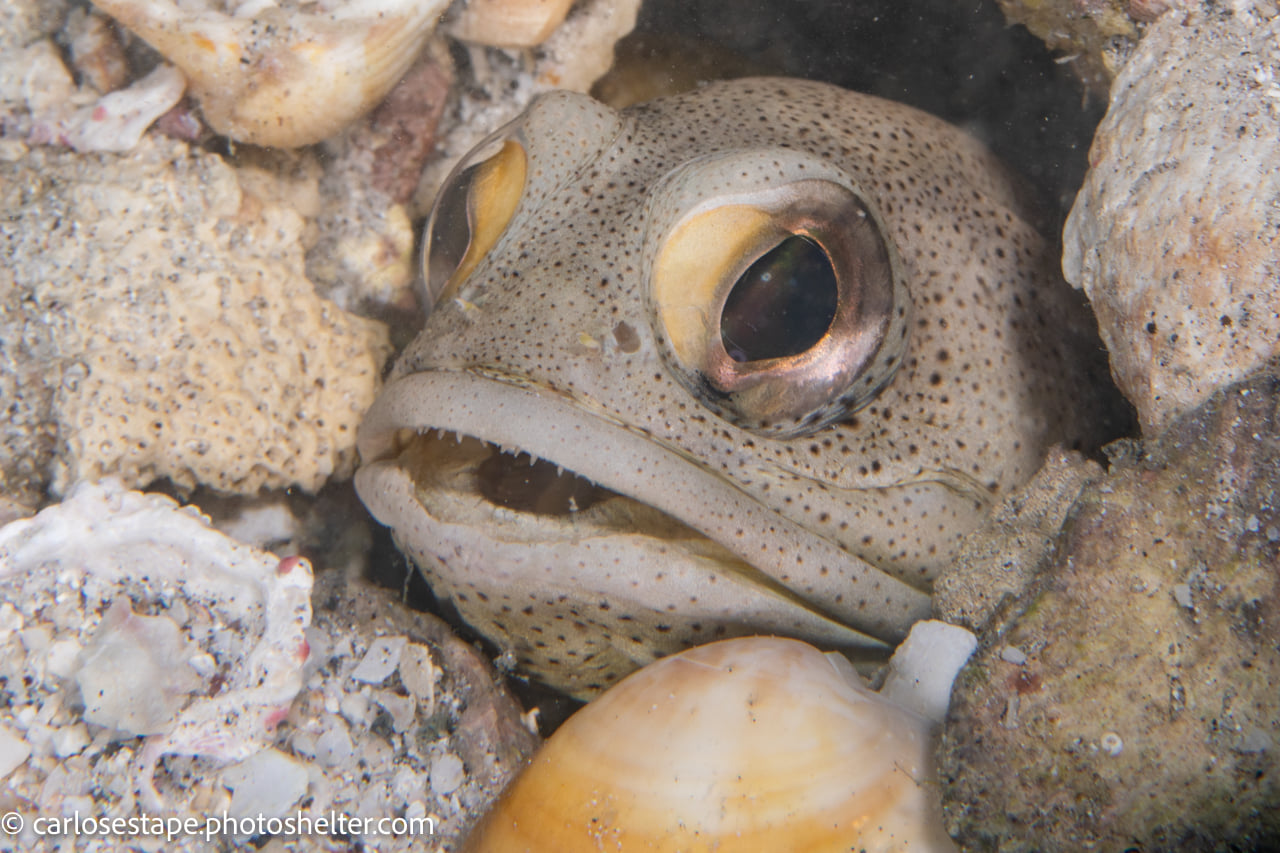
(447, 0), (576, 48)
(90, 0), (450, 147)
(880, 619), (979, 724)
(463, 636), (958, 852)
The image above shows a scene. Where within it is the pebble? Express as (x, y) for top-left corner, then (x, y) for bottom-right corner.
(429, 752), (466, 796)
(0, 725), (31, 778)
(399, 643), (438, 704)
(224, 748), (310, 819)
(999, 645), (1028, 665)
(315, 723), (355, 768)
(51, 723), (90, 758)
(374, 690), (418, 733)
(351, 635), (409, 684)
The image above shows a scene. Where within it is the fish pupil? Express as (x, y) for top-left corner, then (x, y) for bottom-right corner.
(720, 235), (838, 363)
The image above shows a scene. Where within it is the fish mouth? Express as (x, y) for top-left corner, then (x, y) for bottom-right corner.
(355, 370), (930, 692)
(409, 429), (614, 521)
(377, 426), (815, 585)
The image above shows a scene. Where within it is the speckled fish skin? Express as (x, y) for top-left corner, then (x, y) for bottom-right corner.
(357, 78), (1118, 697)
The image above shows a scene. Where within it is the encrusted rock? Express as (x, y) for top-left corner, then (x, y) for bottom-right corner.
(939, 369), (1280, 851)
(0, 135), (391, 504)
(1064, 2), (1280, 435)
(934, 448), (1104, 632)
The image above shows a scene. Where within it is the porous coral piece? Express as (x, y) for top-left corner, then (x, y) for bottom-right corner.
(938, 368), (1280, 850)
(1063, 4), (1280, 435)
(0, 135), (391, 501)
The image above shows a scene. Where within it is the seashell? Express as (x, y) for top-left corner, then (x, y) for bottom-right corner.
(447, 0), (576, 48)
(90, 0), (451, 148)
(462, 636), (958, 852)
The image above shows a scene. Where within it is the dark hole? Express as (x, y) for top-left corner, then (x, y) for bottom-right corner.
(477, 449), (606, 516)
(424, 161), (481, 303)
(720, 235), (838, 362)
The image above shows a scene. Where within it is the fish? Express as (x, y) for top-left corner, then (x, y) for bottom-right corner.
(356, 78), (1120, 698)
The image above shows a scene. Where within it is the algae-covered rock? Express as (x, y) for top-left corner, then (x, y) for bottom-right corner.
(939, 369), (1280, 851)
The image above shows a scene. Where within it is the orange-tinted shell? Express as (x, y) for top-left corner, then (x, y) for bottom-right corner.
(463, 636), (957, 852)
(448, 0), (576, 48)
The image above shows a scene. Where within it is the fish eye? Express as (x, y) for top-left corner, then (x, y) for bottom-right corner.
(422, 135), (527, 313)
(647, 154), (910, 438)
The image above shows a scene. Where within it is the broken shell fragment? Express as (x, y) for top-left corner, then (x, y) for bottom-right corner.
(90, 0), (451, 148)
(463, 636), (958, 852)
(447, 0), (576, 48)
